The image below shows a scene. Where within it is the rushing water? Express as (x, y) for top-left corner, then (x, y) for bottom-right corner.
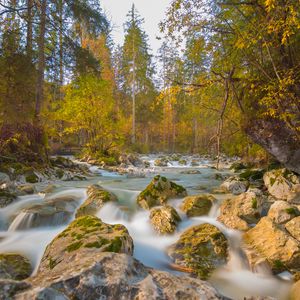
(0, 155), (292, 299)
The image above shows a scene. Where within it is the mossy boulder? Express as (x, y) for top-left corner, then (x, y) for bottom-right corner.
(178, 159), (187, 165)
(168, 224), (228, 279)
(0, 190), (16, 208)
(38, 215), (133, 274)
(243, 217), (300, 273)
(154, 158), (168, 167)
(136, 175), (187, 210)
(220, 176), (249, 195)
(239, 169), (264, 182)
(267, 200), (299, 224)
(181, 194), (215, 217)
(217, 192), (263, 231)
(25, 172), (39, 184)
(149, 205), (181, 234)
(230, 162), (247, 172)
(263, 168), (300, 202)
(0, 253), (32, 280)
(76, 184), (117, 218)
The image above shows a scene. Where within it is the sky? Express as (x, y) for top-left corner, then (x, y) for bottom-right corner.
(100, 0), (172, 55)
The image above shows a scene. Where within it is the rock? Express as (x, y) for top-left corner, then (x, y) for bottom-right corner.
(10, 196), (79, 230)
(0, 190), (16, 208)
(267, 201), (299, 224)
(180, 170), (201, 174)
(0, 254), (32, 280)
(137, 175), (187, 210)
(76, 185), (117, 217)
(25, 171), (39, 183)
(291, 280), (300, 300)
(154, 158), (168, 167)
(239, 169), (264, 182)
(217, 192), (263, 231)
(0, 172), (10, 185)
(149, 206), (181, 234)
(263, 168), (300, 202)
(20, 253), (224, 300)
(181, 194), (215, 217)
(168, 224), (228, 279)
(230, 162), (247, 172)
(220, 176), (249, 195)
(213, 173), (227, 180)
(178, 159), (187, 165)
(243, 217), (300, 273)
(285, 216), (300, 241)
(191, 160), (200, 166)
(50, 156), (76, 169)
(18, 184), (36, 195)
(38, 216), (133, 274)
(0, 279), (31, 300)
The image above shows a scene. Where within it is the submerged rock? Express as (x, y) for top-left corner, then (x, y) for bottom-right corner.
(217, 192), (263, 231)
(168, 224), (228, 279)
(263, 168), (300, 202)
(220, 176), (249, 195)
(149, 205), (181, 234)
(180, 170), (201, 174)
(243, 217), (300, 273)
(38, 215), (133, 274)
(21, 253), (224, 300)
(136, 175), (187, 210)
(76, 184), (117, 217)
(0, 253), (32, 280)
(181, 194), (215, 217)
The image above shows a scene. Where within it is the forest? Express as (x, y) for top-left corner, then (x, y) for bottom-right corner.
(0, 0), (300, 299)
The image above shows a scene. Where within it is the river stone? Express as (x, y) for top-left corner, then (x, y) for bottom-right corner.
(181, 194), (215, 217)
(217, 192), (263, 231)
(18, 184), (36, 195)
(0, 190), (16, 208)
(243, 217), (300, 273)
(20, 252), (224, 300)
(220, 176), (249, 195)
(0, 279), (31, 300)
(168, 224), (228, 279)
(38, 215), (133, 274)
(285, 216), (300, 241)
(267, 200), (299, 224)
(11, 196), (79, 230)
(154, 158), (169, 167)
(137, 175), (187, 210)
(76, 184), (117, 217)
(0, 254), (32, 280)
(263, 168), (300, 202)
(149, 205), (181, 234)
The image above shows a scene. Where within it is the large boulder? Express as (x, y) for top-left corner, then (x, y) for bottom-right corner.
(285, 216), (300, 241)
(243, 217), (300, 273)
(217, 192), (263, 231)
(149, 206), (181, 234)
(220, 176), (249, 195)
(168, 224), (228, 279)
(38, 215), (133, 274)
(136, 175), (187, 210)
(263, 168), (300, 202)
(181, 194), (215, 217)
(76, 185), (117, 217)
(267, 201), (299, 224)
(0, 254), (32, 280)
(19, 253), (224, 300)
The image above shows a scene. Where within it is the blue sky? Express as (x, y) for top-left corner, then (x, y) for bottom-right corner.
(101, 0), (172, 54)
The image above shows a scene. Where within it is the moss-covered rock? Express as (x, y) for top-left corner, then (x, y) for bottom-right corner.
(76, 184), (117, 217)
(230, 162), (247, 172)
(136, 175), (187, 210)
(0, 253), (32, 280)
(149, 205), (181, 234)
(267, 201), (299, 224)
(217, 192), (263, 231)
(154, 158), (168, 167)
(0, 190), (16, 208)
(168, 224), (228, 280)
(243, 217), (300, 273)
(239, 169), (264, 182)
(181, 194), (215, 217)
(25, 172), (39, 183)
(38, 215), (133, 274)
(220, 176), (249, 195)
(263, 168), (300, 202)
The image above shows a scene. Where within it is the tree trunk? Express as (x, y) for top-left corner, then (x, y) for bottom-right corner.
(246, 117), (300, 174)
(26, 0), (33, 57)
(35, 0), (47, 120)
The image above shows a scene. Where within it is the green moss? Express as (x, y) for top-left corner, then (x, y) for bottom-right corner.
(270, 177), (276, 186)
(273, 259), (285, 271)
(66, 241), (83, 252)
(285, 208), (298, 215)
(84, 238), (109, 248)
(105, 236), (122, 252)
(48, 257), (60, 270)
(252, 198), (258, 209)
(25, 173), (38, 183)
(55, 169), (64, 179)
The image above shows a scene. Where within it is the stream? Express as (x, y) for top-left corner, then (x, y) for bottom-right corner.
(0, 155), (292, 299)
